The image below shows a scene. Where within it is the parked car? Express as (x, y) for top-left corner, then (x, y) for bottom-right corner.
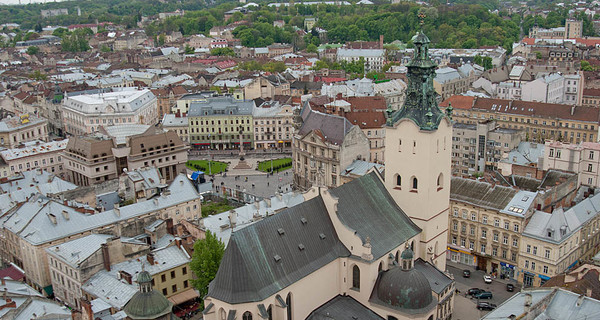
(477, 302), (497, 310)
(484, 275), (493, 283)
(467, 288), (483, 296)
(506, 283), (514, 292)
(463, 270), (471, 278)
(474, 291), (493, 299)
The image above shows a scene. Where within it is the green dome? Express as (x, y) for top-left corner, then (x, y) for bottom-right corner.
(137, 271), (153, 284)
(375, 267), (433, 310)
(124, 290), (173, 320)
(401, 248), (414, 260)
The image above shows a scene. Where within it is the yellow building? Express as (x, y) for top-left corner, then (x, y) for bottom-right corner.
(519, 192), (600, 287)
(188, 97), (255, 150)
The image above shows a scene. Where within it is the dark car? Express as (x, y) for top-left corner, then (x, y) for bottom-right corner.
(463, 269), (471, 278)
(506, 283), (515, 292)
(474, 291), (493, 299)
(467, 288), (483, 296)
(477, 302), (497, 310)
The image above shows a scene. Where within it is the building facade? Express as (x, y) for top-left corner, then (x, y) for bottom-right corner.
(187, 97), (255, 150)
(0, 114), (49, 149)
(62, 88), (158, 136)
(542, 141), (600, 189)
(0, 139), (68, 177)
(253, 102), (294, 149)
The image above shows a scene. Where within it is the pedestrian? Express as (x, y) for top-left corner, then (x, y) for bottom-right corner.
(267, 182), (269, 186)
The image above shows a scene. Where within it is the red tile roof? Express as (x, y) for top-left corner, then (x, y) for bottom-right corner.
(440, 95), (475, 109)
(345, 96), (386, 111)
(583, 88), (600, 97)
(344, 110), (386, 129)
(0, 265), (25, 281)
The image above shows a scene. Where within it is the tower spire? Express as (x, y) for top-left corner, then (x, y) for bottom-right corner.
(387, 14), (445, 131)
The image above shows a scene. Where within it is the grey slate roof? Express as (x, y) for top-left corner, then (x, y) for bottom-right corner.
(207, 196), (350, 304)
(306, 295), (384, 320)
(298, 110), (353, 145)
(187, 97), (255, 117)
(45, 234), (113, 268)
(450, 177), (517, 211)
(208, 171), (421, 304)
(329, 171), (421, 259)
(413, 258), (453, 294)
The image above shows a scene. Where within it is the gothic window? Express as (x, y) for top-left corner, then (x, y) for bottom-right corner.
(412, 177), (418, 190)
(437, 173), (444, 189)
(242, 312), (252, 320)
(286, 293), (292, 320)
(396, 174), (401, 187)
(352, 265), (360, 290)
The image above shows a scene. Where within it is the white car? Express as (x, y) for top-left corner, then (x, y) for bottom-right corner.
(483, 275), (493, 283)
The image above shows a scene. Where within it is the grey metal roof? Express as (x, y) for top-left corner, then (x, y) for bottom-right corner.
(482, 288), (600, 320)
(298, 110), (354, 145)
(306, 295), (384, 320)
(207, 196), (350, 304)
(187, 97), (255, 117)
(341, 159), (384, 177)
(4, 174), (199, 245)
(524, 192), (600, 244)
(329, 171), (421, 259)
(451, 177), (517, 211)
(45, 234), (113, 268)
(208, 171), (421, 304)
(413, 258), (453, 294)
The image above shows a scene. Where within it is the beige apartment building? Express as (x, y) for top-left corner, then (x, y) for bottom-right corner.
(0, 114), (49, 148)
(0, 139), (68, 177)
(542, 141), (600, 189)
(151, 86), (188, 119)
(243, 75), (290, 100)
(253, 102), (294, 149)
(64, 127), (187, 186)
(519, 193), (600, 287)
(293, 107), (369, 189)
(452, 120), (524, 176)
(161, 113), (189, 144)
(442, 96), (599, 144)
(449, 178), (538, 279)
(0, 174), (200, 294)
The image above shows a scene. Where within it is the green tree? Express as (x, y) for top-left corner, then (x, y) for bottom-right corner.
(190, 231), (225, 299)
(185, 45), (195, 54)
(26, 46), (39, 55)
(306, 43), (318, 53)
(535, 51), (542, 60)
(210, 47), (235, 56)
(100, 45), (111, 53)
(158, 34), (166, 46)
(29, 70), (47, 81)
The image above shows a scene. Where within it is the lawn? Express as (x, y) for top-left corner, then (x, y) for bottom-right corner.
(201, 199), (235, 217)
(186, 160), (228, 175)
(257, 158), (292, 173)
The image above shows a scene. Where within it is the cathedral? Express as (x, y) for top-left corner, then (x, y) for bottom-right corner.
(202, 30), (455, 320)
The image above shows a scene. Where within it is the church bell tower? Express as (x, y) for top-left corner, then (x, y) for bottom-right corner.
(384, 24), (453, 270)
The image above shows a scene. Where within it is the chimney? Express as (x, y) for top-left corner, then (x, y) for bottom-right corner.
(571, 105), (575, 116)
(113, 203), (120, 217)
(587, 287), (593, 297)
(1, 278), (4, 286)
(61, 210), (70, 220)
(577, 294), (585, 307)
(48, 214), (57, 225)
(229, 209), (237, 228)
(80, 298), (93, 320)
(147, 253), (155, 265)
(379, 34), (384, 49)
(120, 271), (132, 285)
(524, 293), (532, 313)
(166, 218), (174, 235)
(101, 243), (110, 271)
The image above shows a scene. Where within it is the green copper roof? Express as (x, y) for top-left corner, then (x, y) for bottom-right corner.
(124, 290), (174, 320)
(387, 31), (446, 130)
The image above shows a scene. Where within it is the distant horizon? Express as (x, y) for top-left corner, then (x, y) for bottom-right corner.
(0, 0), (68, 5)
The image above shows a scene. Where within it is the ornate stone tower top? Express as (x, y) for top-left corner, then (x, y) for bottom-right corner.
(387, 26), (445, 131)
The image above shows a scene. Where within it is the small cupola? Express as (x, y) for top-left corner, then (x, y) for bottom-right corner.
(401, 247), (414, 271)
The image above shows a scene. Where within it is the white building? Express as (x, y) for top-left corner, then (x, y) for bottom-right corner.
(542, 140), (600, 188)
(62, 88), (158, 136)
(337, 48), (385, 72)
(0, 139), (68, 177)
(522, 73), (565, 104)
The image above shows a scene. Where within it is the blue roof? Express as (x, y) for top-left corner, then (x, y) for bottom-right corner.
(191, 171), (204, 180)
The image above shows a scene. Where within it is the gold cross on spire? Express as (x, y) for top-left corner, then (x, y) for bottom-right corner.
(418, 12), (426, 26)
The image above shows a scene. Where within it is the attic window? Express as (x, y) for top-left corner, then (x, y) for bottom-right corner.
(274, 255), (282, 262)
(319, 233), (326, 240)
(277, 228), (285, 235)
(300, 217), (308, 225)
(298, 244), (305, 251)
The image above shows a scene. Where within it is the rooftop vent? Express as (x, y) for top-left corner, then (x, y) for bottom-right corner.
(300, 217), (308, 225)
(319, 233), (326, 240)
(298, 244), (305, 251)
(274, 255), (281, 262)
(277, 228), (285, 235)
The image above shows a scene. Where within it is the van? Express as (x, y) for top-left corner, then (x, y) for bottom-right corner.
(474, 291), (493, 299)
